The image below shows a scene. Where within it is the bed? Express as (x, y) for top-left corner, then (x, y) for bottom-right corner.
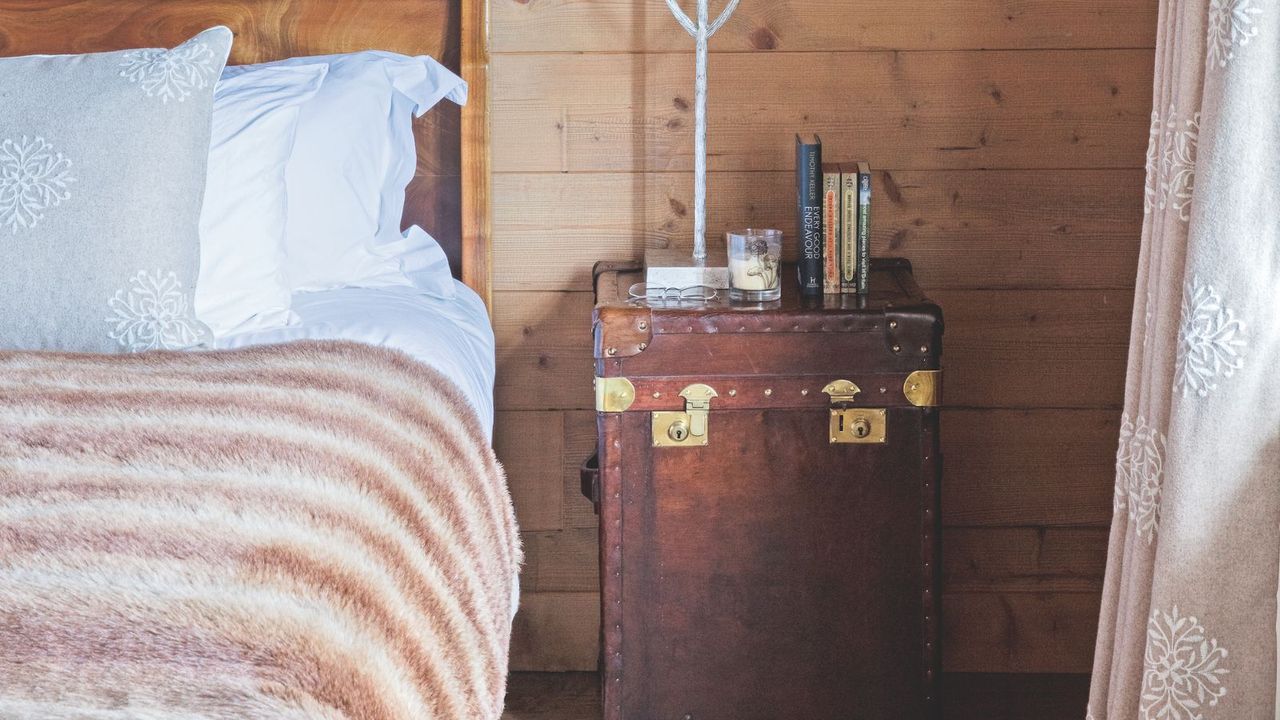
(0, 2), (517, 718)
(217, 283), (497, 437)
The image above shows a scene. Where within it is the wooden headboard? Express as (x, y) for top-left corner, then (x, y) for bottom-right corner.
(0, 0), (491, 306)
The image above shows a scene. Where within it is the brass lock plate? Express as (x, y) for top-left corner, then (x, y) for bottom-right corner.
(829, 408), (887, 444)
(653, 383), (717, 447)
(653, 411), (706, 447)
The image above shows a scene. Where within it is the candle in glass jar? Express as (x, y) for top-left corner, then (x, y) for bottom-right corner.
(730, 258), (771, 290)
(726, 229), (782, 302)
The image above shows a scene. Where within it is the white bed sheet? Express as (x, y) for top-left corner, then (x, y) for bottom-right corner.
(215, 281), (496, 438)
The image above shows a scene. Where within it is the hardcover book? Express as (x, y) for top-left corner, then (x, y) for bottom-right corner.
(821, 163), (841, 294)
(795, 135), (823, 296)
(856, 161), (872, 295)
(840, 163), (858, 292)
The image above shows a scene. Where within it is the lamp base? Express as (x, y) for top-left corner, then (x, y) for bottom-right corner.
(644, 246), (730, 290)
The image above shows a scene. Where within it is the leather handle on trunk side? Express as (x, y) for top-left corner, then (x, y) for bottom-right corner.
(580, 451), (601, 511)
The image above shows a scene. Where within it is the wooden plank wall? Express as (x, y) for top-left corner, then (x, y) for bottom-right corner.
(491, 0), (1157, 673)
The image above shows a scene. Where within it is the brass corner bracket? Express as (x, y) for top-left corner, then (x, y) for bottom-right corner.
(903, 370), (942, 407)
(595, 376), (636, 413)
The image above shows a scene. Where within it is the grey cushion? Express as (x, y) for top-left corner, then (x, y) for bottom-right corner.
(0, 27), (231, 352)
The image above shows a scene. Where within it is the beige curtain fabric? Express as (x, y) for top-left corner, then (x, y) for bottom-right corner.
(1086, 1), (1280, 718)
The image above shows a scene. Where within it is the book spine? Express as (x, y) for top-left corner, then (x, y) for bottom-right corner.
(856, 162), (872, 295)
(840, 164), (858, 292)
(821, 166), (841, 293)
(795, 138), (823, 296)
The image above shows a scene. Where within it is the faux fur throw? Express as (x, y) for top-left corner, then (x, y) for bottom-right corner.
(0, 341), (521, 719)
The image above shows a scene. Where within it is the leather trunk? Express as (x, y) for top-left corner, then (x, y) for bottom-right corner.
(584, 258), (944, 720)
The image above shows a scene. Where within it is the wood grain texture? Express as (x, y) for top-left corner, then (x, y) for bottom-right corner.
(494, 410), (567, 532)
(510, 593), (600, 672)
(492, 50), (1153, 172)
(944, 527), (1109, 593)
(502, 672), (602, 720)
(492, 0), (1157, 53)
(493, 292), (596, 411)
(521, 528), (600, 593)
(943, 410), (1121, 526)
(944, 592), (1101, 673)
(937, 288), (1132, 409)
(461, 0), (493, 307)
(493, 169), (1144, 291)
(493, 409), (599, 534)
(0, 0), (451, 59)
(561, 411), (601, 529)
(0, 0), (490, 300)
(940, 673), (1092, 720)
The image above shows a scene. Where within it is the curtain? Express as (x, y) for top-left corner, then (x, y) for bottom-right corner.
(1086, 0), (1279, 718)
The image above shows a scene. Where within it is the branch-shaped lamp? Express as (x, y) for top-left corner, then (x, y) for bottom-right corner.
(645, 0), (741, 292)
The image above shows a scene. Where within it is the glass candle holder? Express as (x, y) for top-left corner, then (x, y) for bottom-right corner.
(727, 229), (782, 302)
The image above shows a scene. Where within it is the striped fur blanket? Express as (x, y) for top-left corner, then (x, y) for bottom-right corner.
(0, 342), (521, 720)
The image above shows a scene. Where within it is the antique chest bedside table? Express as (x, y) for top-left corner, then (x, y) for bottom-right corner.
(581, 258), (944, 720)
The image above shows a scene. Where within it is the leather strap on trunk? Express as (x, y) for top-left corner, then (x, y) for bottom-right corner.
(579, 451), (601, 511)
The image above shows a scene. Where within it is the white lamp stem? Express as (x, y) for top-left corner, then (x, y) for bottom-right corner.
(663, 0), (741, 264)
(692, 0), (708, 260)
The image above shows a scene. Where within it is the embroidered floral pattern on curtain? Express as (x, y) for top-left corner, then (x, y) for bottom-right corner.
(1087, 0), (1278, 718)
(1206, 0), (1263, 67)
(1141, 607), (1230, 719)
(1146, 106), (1200, 221)
(1174, 277), (1246, 398)
(1114, 413), (1167, 544)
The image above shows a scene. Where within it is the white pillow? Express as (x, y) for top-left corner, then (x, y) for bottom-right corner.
(396, 225), (457, 299)
(223, 52), (466, 292)
(196, 63), (327, 336)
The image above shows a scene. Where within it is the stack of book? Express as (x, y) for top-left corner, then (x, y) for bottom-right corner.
(795, 135), (872, 296)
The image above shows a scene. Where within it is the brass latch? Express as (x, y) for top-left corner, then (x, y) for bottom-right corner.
(822, 379), (861, 404)
(823, 379), (886, 444)
(653, 383), (718, 447)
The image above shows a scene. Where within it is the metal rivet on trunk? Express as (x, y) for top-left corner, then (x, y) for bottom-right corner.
(888, 320), (898, 329)
(637, 320), (647, 330)
(607, 347), (617, 356)
(638, 342), (648, 350)
(892, 344), (902, 353)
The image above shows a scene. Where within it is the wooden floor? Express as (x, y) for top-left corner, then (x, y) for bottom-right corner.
(502, 672), (1090, 720)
